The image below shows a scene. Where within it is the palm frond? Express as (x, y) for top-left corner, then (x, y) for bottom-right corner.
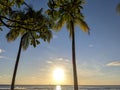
(45, 30), (52, 42)
(116, 3), (120, 15)
(55, 15), (66, 30)
(6, 29), (19, 42)
(75, 18), (89, 33)
(66, 22), (72, 38)
(21, 33), (30, 50)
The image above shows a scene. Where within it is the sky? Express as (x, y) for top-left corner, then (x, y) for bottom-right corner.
(0, 0), (120, 85)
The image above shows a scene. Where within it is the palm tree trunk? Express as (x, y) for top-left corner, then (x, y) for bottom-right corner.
(71, 21), (78, 90)
(10, 37), (23, 90)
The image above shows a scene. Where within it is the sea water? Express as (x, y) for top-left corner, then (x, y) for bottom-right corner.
(0, 85), (120, 90)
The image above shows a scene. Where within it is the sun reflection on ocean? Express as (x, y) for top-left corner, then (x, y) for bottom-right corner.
(56, 85), (61, 90)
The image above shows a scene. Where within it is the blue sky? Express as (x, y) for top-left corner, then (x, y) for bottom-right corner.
(0, 0), (120, 85)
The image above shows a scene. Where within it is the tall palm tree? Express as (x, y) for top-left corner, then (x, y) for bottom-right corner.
(7, 32), (31, 90)
(46, 0), (89, 90)
(6, 6), (52, 90)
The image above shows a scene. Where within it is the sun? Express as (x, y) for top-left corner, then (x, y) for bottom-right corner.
(53, 68), (64, 83)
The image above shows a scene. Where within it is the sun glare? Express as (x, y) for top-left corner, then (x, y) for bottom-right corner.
(53, 68), (64, 83)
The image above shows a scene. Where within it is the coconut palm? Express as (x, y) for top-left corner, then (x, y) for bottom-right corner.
(46, 0), (89, 90)
(7, 32), (32, 90)
(6, 6), (52, 90)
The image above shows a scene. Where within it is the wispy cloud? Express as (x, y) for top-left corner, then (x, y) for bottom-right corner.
(89, 44), (94, 48)
(46, 60), (53, 64)
(57, 57), (64, 61)
(78, 61), (104, 78)
(0, 48), (5, 53)
(106, 61), (120, 66)
(47, 57), (70, 63)
(53, 34), (58, 39)
(45, 57), (71, 68)
(0, 55), (13, 60)
(0, 56), (4, 59)
(0, 49), (9, 60)
(79, 69), (104, 77)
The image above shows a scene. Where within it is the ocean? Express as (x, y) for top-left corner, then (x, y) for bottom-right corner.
(0, 85), (120, 90)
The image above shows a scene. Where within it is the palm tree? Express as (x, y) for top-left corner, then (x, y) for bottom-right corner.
(46, 0), (89, 90)
(6, 6), (52, 90)
(7, 32), (31, 90)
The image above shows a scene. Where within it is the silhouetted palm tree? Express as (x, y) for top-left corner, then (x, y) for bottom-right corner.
(6, 6), (52, 90)
(47, 0), (89, 90)
(7, 32), (31, 90)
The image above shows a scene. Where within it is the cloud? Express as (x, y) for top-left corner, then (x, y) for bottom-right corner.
(46, 60), (53, 64)
(79, 69), (103, 77)
(0, 49), (11, 60)
(106, 61), (120, 66)
(65, 59), (70, 62)
(53, 34), (58, 39)
(58, 58), (64, 61)
(0, 56), (13, 60)
(45, 57), (72, 71)
(0, 56), (6, 59)
(47, 57), (70, 64)
(89, 44), (94, 48)
(78, 61), (104, 78)
(0, 49), (5, 53)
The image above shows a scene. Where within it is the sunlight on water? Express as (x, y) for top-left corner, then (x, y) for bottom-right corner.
(56, 85), (61, 90)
